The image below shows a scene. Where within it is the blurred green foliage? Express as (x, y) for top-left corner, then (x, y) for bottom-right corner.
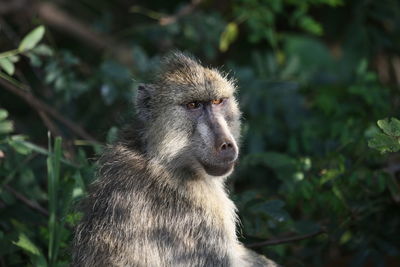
(1, 0), (400, 266)
(369, 118), (400, 153)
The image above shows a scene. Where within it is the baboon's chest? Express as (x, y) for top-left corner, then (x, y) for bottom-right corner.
(126, 204), (232, 266)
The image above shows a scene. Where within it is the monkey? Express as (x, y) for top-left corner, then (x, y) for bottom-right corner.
(72, 52), (278, 267)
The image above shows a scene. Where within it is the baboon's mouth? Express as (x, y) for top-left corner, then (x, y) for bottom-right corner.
(200, 161), (235, 177)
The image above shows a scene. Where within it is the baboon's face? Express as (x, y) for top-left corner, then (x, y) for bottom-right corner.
(180, 96), (240, 176)
(137, 62), (240, 177)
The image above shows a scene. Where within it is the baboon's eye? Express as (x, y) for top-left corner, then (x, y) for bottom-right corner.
(186, 101), (201, 110)
(211, 99), (224, 105)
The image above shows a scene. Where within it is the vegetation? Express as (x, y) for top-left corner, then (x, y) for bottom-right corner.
(1, 0), (400, 266)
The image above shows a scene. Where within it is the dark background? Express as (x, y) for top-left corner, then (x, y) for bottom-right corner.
(0, 0), (400, 266)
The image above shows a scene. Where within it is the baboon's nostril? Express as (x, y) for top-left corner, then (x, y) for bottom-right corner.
(220, 141), (233, 151)
(216, 139), (237, 161)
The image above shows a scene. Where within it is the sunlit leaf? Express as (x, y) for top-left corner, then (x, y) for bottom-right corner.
(340, 231), (352, 244)
(219, 22), (238, 52)
(0, 121), (14, 134)
(9, 135), (32, 154)
(368, 133), (400, 153)
(8, 54), (20, 63)
(0, 58), (15, 75)
(12, 233), (41, 256)
(0, 109), (9, 120)
(377, 118), (400, 137)
(299, 16), (323, 35)
(18, 25), (45, 52)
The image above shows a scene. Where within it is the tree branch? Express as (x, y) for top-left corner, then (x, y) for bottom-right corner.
(4, 184), (49, 216)
(1, 0), (133, 66)
(0, 0), (25, 14)
(246, 229), (326, 248)
(35, 2), (133, 66)
(383, 162), (400, 204)
(159, 0), (203, 25)
(0, 77), (99, 144)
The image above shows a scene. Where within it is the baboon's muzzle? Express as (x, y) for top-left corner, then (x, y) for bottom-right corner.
(198, 106), (238, 176)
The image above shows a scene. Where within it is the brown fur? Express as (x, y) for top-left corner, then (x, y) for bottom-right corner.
(72, 52), (278, 266)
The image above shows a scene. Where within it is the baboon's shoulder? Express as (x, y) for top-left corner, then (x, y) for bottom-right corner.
(98, 144), (147, 176)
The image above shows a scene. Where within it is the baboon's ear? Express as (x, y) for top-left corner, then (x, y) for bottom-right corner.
(136, 83), (155, 121)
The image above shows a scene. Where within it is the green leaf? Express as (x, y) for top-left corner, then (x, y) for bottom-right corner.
(32, 255), (48, 267)
(26, 52), (42, 67)
(340, 231), (352, 245)
(356, 59), (368, 75)
(0, 109), (9, 120)
(12, 233), (41, 256)
(368, 133), (400, 153)
(8, 54), (20, 63)
(0, 49), (19, 60)
(47, 136), (62, 265)
(11, 137), (47, 154)
(377, 118), (400, 137)
(72, 183), (84, 199)
(0, 121), (14, 134)
(332, 184), (346, 204)
(0, 58), (15, 75)
(264, 28), (277, 47)
(31, 44), (53, 56)
(219, 22), (239, 52)
(301, 157), (312, 171)
(299, 16), (323, 35)
(106, 126), (119, 143)
(320, 166), (344, 185)
(8, 137), (77, 166)
(9, 135), (32, 154)
(18, 25), (45, 52)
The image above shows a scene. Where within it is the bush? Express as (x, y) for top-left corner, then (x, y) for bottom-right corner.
(1, 0), (400, 266)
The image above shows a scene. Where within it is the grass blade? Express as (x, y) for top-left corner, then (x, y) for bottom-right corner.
(47, 135), (62, 266)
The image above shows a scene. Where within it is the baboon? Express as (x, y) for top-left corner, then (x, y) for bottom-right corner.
(72, 52), (278, 267)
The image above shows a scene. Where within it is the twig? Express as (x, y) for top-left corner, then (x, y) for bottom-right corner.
(4, 184), (49, 216)
(385, 163), (400, 174)
(383, 163), (400, 204)
(21, 88), (65, 141)
(13, 71), (64, 138)
(391, 56), (400, 87)
(36, 2), (133, 66)
(246, 229), (326, 248)
(1, 0), (201, 66)
(159, 0), (202, 25)
(1, 153), (36, 188)
(0, 77), (99, 144)
(0, 0), (25, 14)
(0, 0), (133, 66)
(3, 186), (74, 231)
